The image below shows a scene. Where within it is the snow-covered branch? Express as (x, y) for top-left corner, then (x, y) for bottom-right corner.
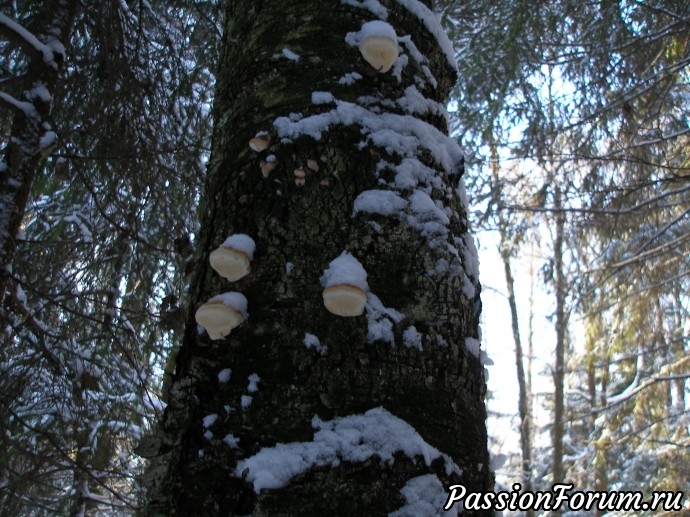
(599, 355), (690, 411)
(0, 90), (38, 118)
(0, 13), (57, 68)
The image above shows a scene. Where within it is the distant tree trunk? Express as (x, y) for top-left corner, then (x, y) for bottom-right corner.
(0, 1), (76, 300)
(142, 1), (491, 515)
(543, 60), (568, 500)
(490, 139), (533, 514)
(552, 184), (566, 490)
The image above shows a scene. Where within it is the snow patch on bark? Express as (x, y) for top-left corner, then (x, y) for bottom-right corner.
(389, 474), (458, 516)
(403, 325), (423, 351)
(303, 333), (327, 354)
(393, 0), (457, 71)
(465, 337), (480, 358)
(353, 189), (407, 217)
(217, 368), (232, 384)
(223, 434), (240, 449)
(365, 293), (404, 345)
(340, 0), (388, 19)
(338, 72), (363, 85)
(202, 414), (218, 429)
(278, 48), (300, 61)
(235, 407), (461, 493)
(273, 100), (462, 174)
(312, 91), (335, 105)
(247, 373), (261, 393)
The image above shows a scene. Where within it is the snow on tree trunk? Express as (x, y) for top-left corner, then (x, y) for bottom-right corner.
(142, 1), (491, 514)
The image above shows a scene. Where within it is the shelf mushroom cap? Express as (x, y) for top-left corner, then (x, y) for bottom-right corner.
(359, 35), (399, 73)
(195, 300), (245, 340)
(249, 132), (271, 152)
(260, 159), (277, 177)
(320, 251), (368, 316)
(352, 21), (398, 73)
(323, 284), (368, 317)
(210, 246), (251, 281)
(209, 234), (256, 281)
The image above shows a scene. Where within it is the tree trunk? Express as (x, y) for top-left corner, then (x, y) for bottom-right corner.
(142, 1), (491, 515)
(489, 139), (533, 512)
(0, 1), (76, 299)
(552, 184), (566, 489)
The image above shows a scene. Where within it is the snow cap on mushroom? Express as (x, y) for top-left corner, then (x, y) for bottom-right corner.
(320, 252), (368, 317)
(195, 292), (248, 340)
(209, 234), (256, 281)
(354, 21), (399, 73)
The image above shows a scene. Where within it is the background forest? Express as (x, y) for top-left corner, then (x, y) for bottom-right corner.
(0, 0), (688, 514)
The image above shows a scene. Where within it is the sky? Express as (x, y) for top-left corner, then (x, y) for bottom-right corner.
(476, 229), (557, 480)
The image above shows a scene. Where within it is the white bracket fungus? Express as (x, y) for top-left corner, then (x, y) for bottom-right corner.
(294, 167), (306, 187)
(249, 131), (271, 152)
(323, 284), (368, 317)
(194, 292), (248, 340)
(352, 21), (399, 73)
(260, 155), (277, 177)
(320, 252), (369, 317)
(195, 292), (248, 340)
(209, 234), (256, 281)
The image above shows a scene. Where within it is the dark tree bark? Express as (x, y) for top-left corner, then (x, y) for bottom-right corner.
(142, 1), (491, 515)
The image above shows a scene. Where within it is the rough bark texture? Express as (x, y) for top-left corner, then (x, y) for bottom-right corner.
(142, 1), (491, 515)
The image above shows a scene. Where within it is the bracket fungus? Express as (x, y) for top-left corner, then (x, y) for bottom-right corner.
(356, 21), (399, 73)
(195, 292), (248, 340)
(209, 234), (256, 281)
(260, 155), (277, 177)
(249, 132), (271, 152)
(320, 252), (369, 317)
(294, 167), (306, 187)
